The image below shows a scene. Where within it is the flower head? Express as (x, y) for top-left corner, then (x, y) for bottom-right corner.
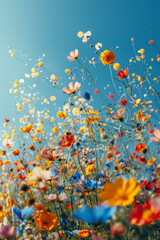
(100, 50), (116, 65)
(151, 129), (160, 143)
(111, 109), (125, 121)
(62, 82), (81, 94)
(34, 211), (58, 230)
(67, 49), (79, 61)
(99, 177), (140, 207)
(58, 134), (74, 149)
(117, 68), (128, 79)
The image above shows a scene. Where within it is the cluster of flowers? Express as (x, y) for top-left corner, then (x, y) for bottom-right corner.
(0, 31), (160, 239)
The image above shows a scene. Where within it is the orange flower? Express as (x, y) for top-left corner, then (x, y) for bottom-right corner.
(12, 149), (20, 156)
(77, 230), (90, 238)
(99, 177), (140, 207)
(100, 50), (116, 65)
(135, 143), (147, 153)
(34, 211), (58, 231)
(21, 124), (32, 133)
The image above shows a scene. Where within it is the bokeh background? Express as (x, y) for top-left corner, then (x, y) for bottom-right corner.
(0, 0), (160, 125)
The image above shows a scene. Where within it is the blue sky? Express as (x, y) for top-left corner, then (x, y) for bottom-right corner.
(0, 0), (160, 125)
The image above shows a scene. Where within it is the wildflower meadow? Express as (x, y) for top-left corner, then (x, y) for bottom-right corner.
(0, 1), (160, 240)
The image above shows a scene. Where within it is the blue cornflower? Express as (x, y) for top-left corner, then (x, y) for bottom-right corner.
(73, 204), (116, 224)
(70, 172), (81, 182)
(84, 92), (90, 100)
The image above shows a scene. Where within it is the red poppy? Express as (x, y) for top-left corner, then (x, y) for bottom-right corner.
(58, 134), (74, 149)
(117, 67), (128, 79)
(135, 143), (146, 153)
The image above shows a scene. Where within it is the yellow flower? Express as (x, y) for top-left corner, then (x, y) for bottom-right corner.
(99, 177), (140, 207)
(57, 111), (67, 119)
(100, 50), (116, 65)
(52, 127), (60, 133)
(86, 164), (95, 175)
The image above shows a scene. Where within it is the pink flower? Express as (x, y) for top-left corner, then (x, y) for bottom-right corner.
(67, 49), (79, 61)
(120, 98), (128, 106)
(62, 82), (81, 94)
(59, 192), (67, 201)
(94, 89), (99, 94)
(109, 93), (114, 99)
(42, 149), (60, 161)
(45, 194), (57, 202)
(150, 129), (160, 143)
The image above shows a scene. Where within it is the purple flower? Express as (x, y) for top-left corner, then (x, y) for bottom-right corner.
(0, 225), (17, 238)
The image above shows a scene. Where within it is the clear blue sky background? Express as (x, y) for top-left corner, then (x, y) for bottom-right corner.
(0, 0), (160, 125)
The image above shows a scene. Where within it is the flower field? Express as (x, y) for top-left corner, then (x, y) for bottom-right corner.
(0, 31), (160, 239)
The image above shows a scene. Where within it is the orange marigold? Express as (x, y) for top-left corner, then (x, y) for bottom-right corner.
(34, 211), (58, 231)
(100, 50), (116, 65)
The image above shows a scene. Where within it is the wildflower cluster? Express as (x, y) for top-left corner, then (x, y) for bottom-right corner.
(0, 31), (160, 239)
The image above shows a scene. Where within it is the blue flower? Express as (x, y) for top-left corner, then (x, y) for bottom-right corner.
(84, 92), (90, 100)
(73, 204), (116, 224)
(70, 172), (81, 182)
(13, 206), (33, 220)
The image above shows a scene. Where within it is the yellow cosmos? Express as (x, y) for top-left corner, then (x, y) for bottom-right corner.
(99, 177), (140, 207)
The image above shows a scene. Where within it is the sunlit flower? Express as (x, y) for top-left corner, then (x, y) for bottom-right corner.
(62, 82), (81, 94)
(99, 177), (140, 207)
(67, 49), (79, 61)
(135, 143), (147, 153)
(34, 211), (58, 230)
(82, 31), (91, 42)
(27, 167), (51, 188)
(151, 129), (160, 143)
(100, 50), (116, 65)
(58, 134), (74, 149)
(95, 43), (102, 50)
(111, 109), (125, 121)
(117, 68), (128, 79)
(21, 124), (32, 133)
(2, 138), (14, 149)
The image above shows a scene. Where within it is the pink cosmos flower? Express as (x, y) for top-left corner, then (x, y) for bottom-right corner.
(111, 109), (125, 121)
(67, 49), (79, 61)
(41, 149), (60, 161)
(45, 194), (57, 202)
(150, 129), (160, 143)
(62, 82), (81, 94)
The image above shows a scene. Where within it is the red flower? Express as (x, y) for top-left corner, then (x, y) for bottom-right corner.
(135, 143), (146, 153)
(4, 118), (9, 122)
(145, 178), (159, 191)
(129, 199), (160, 226)
(120, 98), (128, 106)
(117, 67), (128, 79)
(58, 134), (74, 149)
